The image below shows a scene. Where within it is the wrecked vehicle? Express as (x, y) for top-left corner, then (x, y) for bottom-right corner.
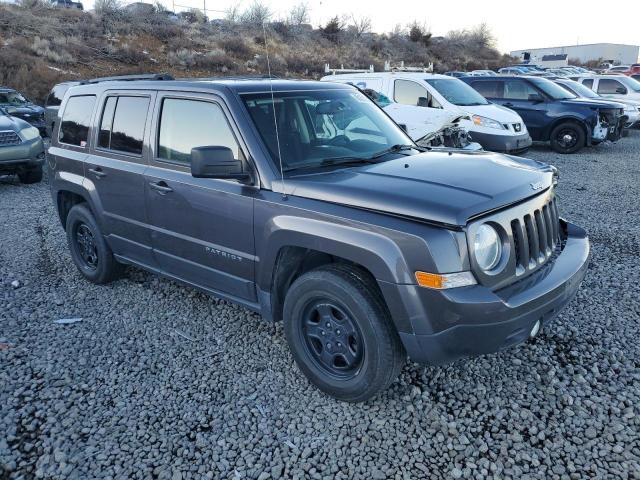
(0, 107), (44, 183)
(360, 88), (482, 150)
(0, 88), (47, 137)
(321, 70), (532, 154)
(48, 77), (590, 402)
(463, 76), (627, 153)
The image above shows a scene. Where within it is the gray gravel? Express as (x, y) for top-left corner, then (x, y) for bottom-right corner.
(1, 133), (639, 479)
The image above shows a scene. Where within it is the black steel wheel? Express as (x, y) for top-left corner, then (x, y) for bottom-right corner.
(66, 203), (123, 284)
(283, 264), (405, 402)
(550, 122), (586, 154)
(300, 301), (364, 379)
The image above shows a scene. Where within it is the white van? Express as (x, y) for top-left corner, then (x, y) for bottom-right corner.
(321, 72), (533, 154)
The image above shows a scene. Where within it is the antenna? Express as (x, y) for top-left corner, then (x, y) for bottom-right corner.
(262, 23), (287, 199)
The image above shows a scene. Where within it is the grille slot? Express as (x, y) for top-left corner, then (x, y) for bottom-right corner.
(510, 197), (560, 275)
(0, 130), (22, 146)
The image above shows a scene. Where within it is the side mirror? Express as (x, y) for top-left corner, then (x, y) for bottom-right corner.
(417, 96), (429, 107)
(528, 93), (544, 103)
(191, 146), (250, 181)
(615, 87), (627, 94)
(398, 124), (408, 132)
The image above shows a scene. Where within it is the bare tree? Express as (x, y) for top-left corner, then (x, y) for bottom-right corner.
(240, 1), (272, 25)
(408, 21), (432, 46)
(469, 23), (496, 49)
(389, 23), (406, 38)
(287, 2), (310, 26)
(93, 0), (123, 15)
(224, 4), (241, 22)
(350, 14), (371, 38)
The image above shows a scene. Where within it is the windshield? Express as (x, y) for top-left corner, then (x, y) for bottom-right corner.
(529, 78), (577, 100)
(242, 89), (413, 174)
(0, 91), (29, 106)
(424, 78), (489, 106)
(558, 81), (598, 99)
(619, 76), (640, 92)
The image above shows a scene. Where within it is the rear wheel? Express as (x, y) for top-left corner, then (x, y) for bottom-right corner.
(550, 122), (586, 154)
(66, 204), (123, 284)
(283, 264), (405, 402)
(17, 166), (43, 184)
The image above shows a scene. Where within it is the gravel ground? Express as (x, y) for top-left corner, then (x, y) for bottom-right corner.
(1, 133), (639, 480)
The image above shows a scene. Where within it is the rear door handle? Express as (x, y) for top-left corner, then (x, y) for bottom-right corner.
(88, 167), (107, 178)
(149, 181), (173, 194)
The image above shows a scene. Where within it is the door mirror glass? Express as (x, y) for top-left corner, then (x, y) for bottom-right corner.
(615, 86), (627, 95)
(191, 146), (249, 180)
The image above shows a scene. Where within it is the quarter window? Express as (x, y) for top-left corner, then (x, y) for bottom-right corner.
(98, 96), (149, 155)
(59, 95), (96, 147)
(597, 79), (626, 95)
(157, 98), (241, 164)
(581, 78), (594, 89)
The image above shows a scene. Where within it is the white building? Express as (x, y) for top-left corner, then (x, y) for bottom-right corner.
(511, 43), (639, 66)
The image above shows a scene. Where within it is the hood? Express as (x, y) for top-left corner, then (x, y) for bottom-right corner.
(560, 98), (626, 110)
(0, 114), (30, 132)
(281, 151), (554, 227)
(467, 103), (524, 122)
(3, 104), (45, 117)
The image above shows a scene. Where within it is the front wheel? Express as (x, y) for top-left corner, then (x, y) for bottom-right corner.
(550, 122), (586, 154)
(283, 265), (405, 402)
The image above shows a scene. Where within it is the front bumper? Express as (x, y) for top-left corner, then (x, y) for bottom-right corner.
(391, 221), (589, 365)
(469, 130), (532, 154)
(0, 137), (45, 173)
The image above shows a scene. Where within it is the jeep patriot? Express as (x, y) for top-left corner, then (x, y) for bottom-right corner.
(47, 77), (590, 402)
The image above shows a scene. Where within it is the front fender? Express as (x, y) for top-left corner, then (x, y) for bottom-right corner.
(257, 215), (413, 289)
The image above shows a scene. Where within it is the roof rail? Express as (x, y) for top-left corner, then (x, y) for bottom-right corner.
(178, 74), (280, 81)
(82, 73), (174, 84)
(324, 64), (375, 75)
(384, 61), (434, 73)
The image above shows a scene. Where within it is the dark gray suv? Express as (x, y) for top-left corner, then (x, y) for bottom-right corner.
(47, 77), (590, 401)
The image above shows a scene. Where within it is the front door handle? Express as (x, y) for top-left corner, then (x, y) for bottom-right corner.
(503, 102), (514, 108)
(88, 167), (107, 178)
(149, 181), (173, 194)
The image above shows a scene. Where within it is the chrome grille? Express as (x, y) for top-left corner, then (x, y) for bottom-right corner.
(0, 130), (22, 146)
(510, 197), (560, 276)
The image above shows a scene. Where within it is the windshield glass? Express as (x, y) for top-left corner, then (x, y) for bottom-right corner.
(0, 91), (29, 105)
(558, 81), (598, 98)
(619, 76), (640, 92)
(529, 78), (577, 100)
(424, 78), (489, 106)
(242, 89), (412, 174)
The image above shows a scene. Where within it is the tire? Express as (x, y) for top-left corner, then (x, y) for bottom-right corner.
(17, 166), (43, 184)
(283, 264), (406, 402)
(65, 203), (123, 284)
(549, 122), (586, 154)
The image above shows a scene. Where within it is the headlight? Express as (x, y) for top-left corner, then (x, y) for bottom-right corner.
(474, 224), (502, 271)
(472, 115), (505, 130)
(19, 126), (40, 141)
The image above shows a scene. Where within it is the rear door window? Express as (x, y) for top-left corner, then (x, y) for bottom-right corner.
(470, 80), (503, 98)
(59, 95), (96, 147)
(503, 80), (539, 100)
(97, 96), (150, 155)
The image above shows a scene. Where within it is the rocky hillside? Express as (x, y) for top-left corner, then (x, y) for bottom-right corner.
(0, 2), (514, 104)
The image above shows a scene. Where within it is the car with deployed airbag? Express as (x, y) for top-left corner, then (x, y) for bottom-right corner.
(463, 75), (627, 153)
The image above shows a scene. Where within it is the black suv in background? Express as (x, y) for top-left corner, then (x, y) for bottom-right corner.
(47, 77), (590, 401)
(0, 87), (47, 137)
(462, 76), (626, 153)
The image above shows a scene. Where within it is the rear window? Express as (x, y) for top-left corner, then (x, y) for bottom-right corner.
(59, 95), (96, 147)
(97, 96), (150, 155)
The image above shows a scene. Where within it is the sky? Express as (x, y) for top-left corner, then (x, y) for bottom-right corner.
(90, 0), (640, 54)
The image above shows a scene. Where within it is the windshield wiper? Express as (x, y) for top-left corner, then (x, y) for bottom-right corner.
(368, 143), (427, 159)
